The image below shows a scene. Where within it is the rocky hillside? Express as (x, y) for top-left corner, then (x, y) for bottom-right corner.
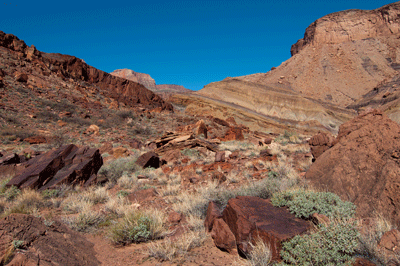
(111, 69), (192, 100)
(0, 31), (173, 112)
(174, 2), (400, 133)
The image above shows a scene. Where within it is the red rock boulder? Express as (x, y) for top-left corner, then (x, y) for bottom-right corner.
(7, 144), (103, 190)
(206, 196), (310, 261)
(135, 151), (161, 169)
(306, 110), (400, 226)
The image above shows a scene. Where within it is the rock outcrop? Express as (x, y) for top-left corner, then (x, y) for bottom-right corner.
(110, 69), (157, 90)
(206, 196), (310, 261)
(306, 110), (400, 226)
(0, 214), (99, 265)
(7, 144), (103, 191)
(110, 69), (192, 100)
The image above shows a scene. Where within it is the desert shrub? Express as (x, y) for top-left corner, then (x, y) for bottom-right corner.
(116, 190), (129, 198)
(98, 157), (140, 183)
(103, 196), (130, 216)
(2, 186), (21, 201)
(147, 231), (207, 261)
(64, 207), (104, 232)
(41, 189), (60, 199)
(61, 186), (108, 213)
(61, 116), (92, 126)
(0, 127), (35, 140)
(280, 220), (359, 265)
(117, 174), (138, 189)
(116, 110), (135, 120)
(271, 189), (356, 219)
(109, 208), (166, 245)
(36, 111), (60, 122)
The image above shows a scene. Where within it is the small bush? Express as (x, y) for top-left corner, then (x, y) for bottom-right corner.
(42, 189), (60, 199)
(271, 189), (356, 219)
(3, 186), (20, 202)
(109, 209), (166, 245)
(281, 220), (359, 265)
(98, 157), (140, 183)
(6, 189), (44, 215)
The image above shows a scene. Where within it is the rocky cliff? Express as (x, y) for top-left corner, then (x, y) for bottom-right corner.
(175, 2), (400, 133)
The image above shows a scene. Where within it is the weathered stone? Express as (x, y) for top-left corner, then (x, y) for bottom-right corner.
(222, 127), (244, 141)
(353, 258), (377, 266)
(213, 117), (230, 127)
(260, 149), (273, 157)
(168, 211), (183, 224)
(135, 151), (160, 169)
(306, 110), (400, 225)
(85, 124), (99, 135)
(222, 196), (310, 261)
(14, 71), (28, 83)
(378, 229), (400, 251)
(23, 135), (47, 144)
(128, 138), (144, 149)
(211, 218), (237, 254)
(112, 146), (129, 159)
(127, 188), (157, 203)
(6, 144), (103, 190)
(308, 132), (335, 161)
(215, 151), (225, 162)
(0, 214), (99, 266)
(99, 142), (113, 155)
(0, 153), (20, 165)
(211, 172), (227, 184)
(205, 201), (223, 232)
(194, 119), (208, 138)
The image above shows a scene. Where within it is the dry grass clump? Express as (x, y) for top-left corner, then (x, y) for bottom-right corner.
(243, 239), (273, 266)
(63, 206), (104, 232)
(103, 195), (131, 216)
(5, 189), (44, 215)
(61, 186), (109, 213)
(117, 174), (138, 189)
(147, 231), (207, 262)
(160, 183), (181, 197)
(219, 140), (259, 152)
(108, 208), (167, 245)
(357, 214), (400, 265)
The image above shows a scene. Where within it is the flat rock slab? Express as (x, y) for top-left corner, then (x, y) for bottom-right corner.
(0, 213), (99, 265)
(222, 196), (310, 261)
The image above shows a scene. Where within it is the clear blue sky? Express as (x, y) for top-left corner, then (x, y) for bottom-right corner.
(0, 0), (395, 90)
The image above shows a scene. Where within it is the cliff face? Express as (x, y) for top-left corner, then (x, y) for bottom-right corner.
(176, 2), (400, 134)
(291, 3), (400, 56)
(110, 69), (157, 91)
(0, 31), (173, 111)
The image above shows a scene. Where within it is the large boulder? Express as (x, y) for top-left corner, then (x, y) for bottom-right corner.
(7, 144), (103, 190)
(206, 196), (310, 261)
(0, 214), (99, 265)
(308, 132), (335, 161)
(306, 110), (400, 226)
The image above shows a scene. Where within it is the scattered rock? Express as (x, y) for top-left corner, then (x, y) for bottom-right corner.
(14, 71), (28, 83)
(85, 124), (99, 135)
(0, 213), (99, 266)
(135, 151), (160, 169)
(7, 144), (103, 190)
(57, 120), (67, 127)
(23, 135), (47, 144)
(0, 153), (20, 165)
(260, 149), (273, 157)
(194, 119), (208, 138)
(308, 132), (335, 161)
(378, 229), (400, 252)
(222, 127), (244, 141)
(127, 188), (157, 203)
(213, 118), (230, 127)
(168, 211), (183, 224)
(58, 111), (72, 118)
(99, 142), (114, 155)
(353, 258), (377, 266)
(211, 172), (227, 184)
(112, 146), (129, 159)
(215, 151), (225, 162)
(128, 138), (144, 149)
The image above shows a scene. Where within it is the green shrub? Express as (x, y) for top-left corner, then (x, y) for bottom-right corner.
(98, 157), (140, 183)
(42, 189), (60, 199)
(109, 209), (165, 245)
(271, 190), (356, 219)
(280, 221), (358, 265)
(2, 186), (21, 201)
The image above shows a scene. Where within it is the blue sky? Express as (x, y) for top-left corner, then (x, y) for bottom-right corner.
(0, 0), (395, 90)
